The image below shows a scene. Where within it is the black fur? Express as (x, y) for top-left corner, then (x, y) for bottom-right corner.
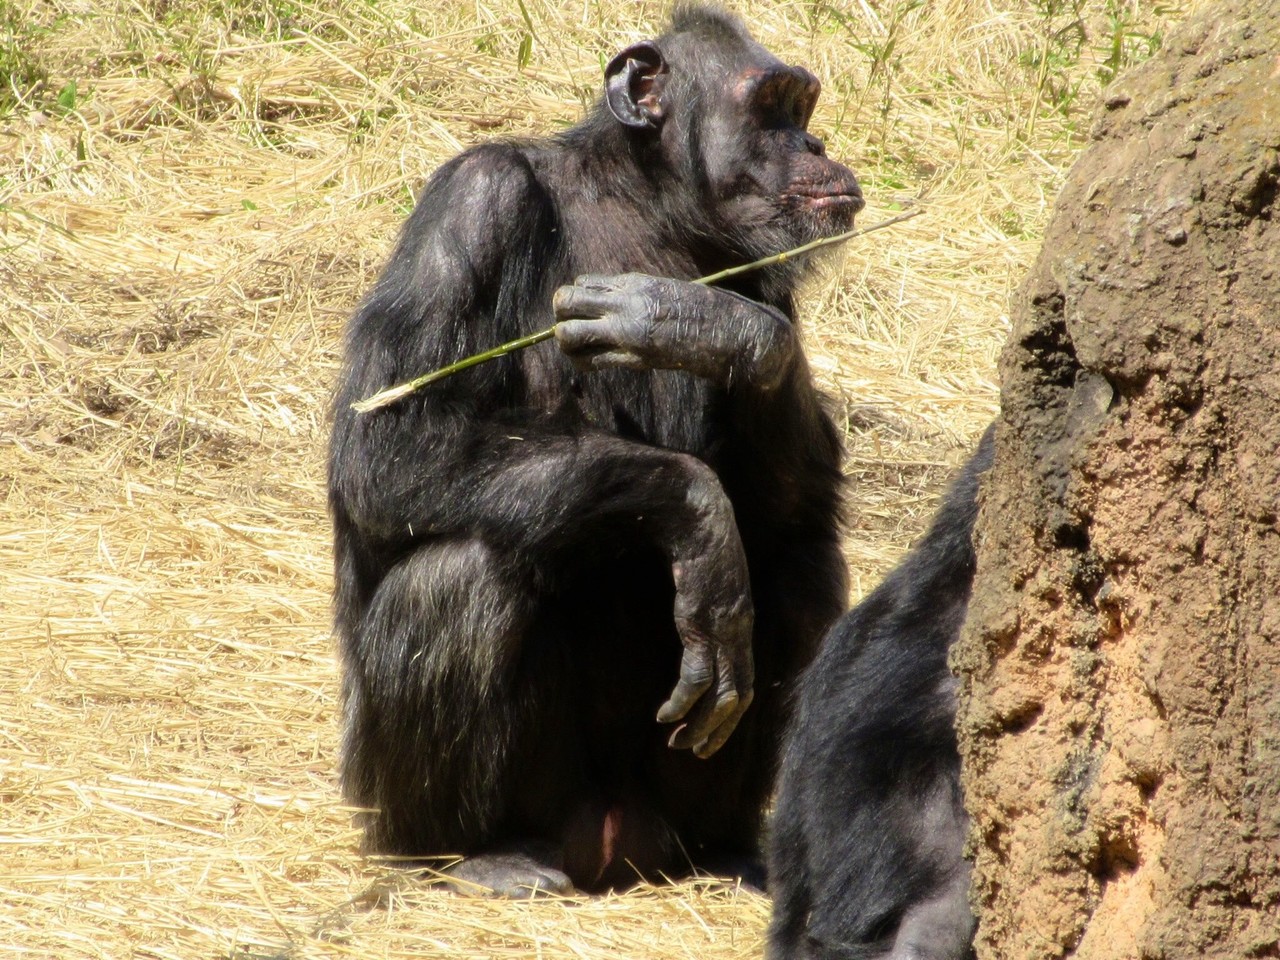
(328, 5), (863, 894)
(768, 427), (994, 958)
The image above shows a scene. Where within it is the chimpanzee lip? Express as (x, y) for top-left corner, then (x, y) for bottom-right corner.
(809, 192), (862, 205)
(791, 189), (866, 213)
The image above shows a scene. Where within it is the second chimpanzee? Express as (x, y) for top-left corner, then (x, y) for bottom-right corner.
(768, 427), (994, 959)
(328, 5), (864, 895)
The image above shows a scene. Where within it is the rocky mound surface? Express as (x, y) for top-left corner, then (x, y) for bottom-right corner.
(954, 4), (1280, 957)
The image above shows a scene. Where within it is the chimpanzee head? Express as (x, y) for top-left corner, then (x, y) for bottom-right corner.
(604, 5), (864, 259)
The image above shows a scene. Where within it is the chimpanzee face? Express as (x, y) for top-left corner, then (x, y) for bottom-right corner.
(604, 26), (864, 257)
(707, 53), (864, 247)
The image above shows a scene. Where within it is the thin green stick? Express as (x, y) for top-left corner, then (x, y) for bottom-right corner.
(350, 327), (558, 413)
(351, 207), (922, 413)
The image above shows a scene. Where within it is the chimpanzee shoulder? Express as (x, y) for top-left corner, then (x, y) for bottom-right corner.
(356, 142), (559, 328)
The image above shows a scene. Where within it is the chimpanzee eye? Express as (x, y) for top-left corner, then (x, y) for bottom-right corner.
(751, 69), (815, 130)
(789, 94), (810, 129)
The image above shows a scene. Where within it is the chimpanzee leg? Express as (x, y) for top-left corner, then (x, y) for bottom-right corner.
(338, 537), (582, 896)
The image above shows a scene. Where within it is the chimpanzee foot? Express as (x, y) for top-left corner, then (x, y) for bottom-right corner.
(444, 844), (576, 898)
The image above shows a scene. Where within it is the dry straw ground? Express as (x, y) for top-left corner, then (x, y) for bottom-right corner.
(0, 1), (1205, 957)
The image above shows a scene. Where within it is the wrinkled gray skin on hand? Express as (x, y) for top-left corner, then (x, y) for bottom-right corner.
(554, 273), (797, 392)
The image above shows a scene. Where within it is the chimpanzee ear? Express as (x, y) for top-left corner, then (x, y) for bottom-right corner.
(604, 41), (669, 129)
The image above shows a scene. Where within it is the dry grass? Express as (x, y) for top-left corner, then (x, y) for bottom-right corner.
(1, 1), (1206, 957)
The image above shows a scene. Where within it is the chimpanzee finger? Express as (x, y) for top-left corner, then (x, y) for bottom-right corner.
(692, 648), (755, 757)
(551, 278), (624, 321)
(552, 320), (647, 370)
(656, 643), (714, 724)
(691, 695), (752, 758)
(552, 325), (645, 373)
(657, 676), (712, 726)
(670, 644), (753, 756)
(668, 685), (738, 752)
(666, 646), (739, 749)
(664, 645), (721, 733)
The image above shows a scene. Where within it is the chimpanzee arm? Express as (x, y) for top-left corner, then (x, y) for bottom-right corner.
(553, 272), (844, 534)
(330, 146), (753, 757)
(552, 273), (800, 390)
(336, 424), (757, 757)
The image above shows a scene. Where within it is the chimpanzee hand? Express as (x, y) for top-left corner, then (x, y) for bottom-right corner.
(660, 606), (755, 758)
(649, 458), (756, 758)
(552, 273), (795, 389)
(660, 535), (757, 757)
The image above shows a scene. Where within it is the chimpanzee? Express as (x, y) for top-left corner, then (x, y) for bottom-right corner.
(768, 426), (994, 959)
(328, 5), (864, 896)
